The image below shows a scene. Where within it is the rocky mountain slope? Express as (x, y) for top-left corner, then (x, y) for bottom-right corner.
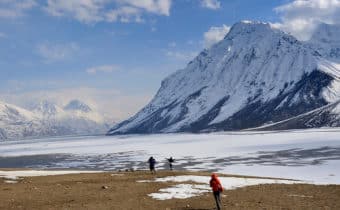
(252, 100), (340, 130)
(108, 21), (340, 134)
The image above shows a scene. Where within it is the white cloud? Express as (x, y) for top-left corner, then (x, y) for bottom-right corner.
(203, 24), (230, 48)
(36, 42), (79, 63)
(0, 0), (36, 18)
(200, 0), (221, 10)
(44, 0), (105, 23)
(115, 0), (171, 16)
(274, 0), (340, 40)
(105, 6), (144, 23)
(165, 50), (198, 61)
(45, 0), (172, 24)
(86, 65), (121, 74)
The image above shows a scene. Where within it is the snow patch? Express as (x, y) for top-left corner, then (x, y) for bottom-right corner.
(145, 175), (302, 200)
(4, 180), (18, 184)
(149, 184), (210, 200)
(0, 170), (101, 180)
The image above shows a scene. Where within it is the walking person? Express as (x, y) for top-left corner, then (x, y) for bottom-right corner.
(148, 156), (156, 174)
(210, 173), (223, 210)
(166, 157), (175, 170)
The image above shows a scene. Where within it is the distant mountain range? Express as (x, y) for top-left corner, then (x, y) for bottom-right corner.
(0, 99), (112, 140)
(108, 21), (340, 134)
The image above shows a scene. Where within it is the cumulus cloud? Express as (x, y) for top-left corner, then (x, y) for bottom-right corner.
(203, 24), (230, 48)
(44, 0), (104, 23)
(86, 65), (121, 74)
(106, 6), (144, 23)
(36, 42), (79, 63)
(45, 0), (172, 24)
(274, 0), (340, 41)
(0, 0), (36, 18)
(115, 0), (171, 15)
(200, 0), (221, 10)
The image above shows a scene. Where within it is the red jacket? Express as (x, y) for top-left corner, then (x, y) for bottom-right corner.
(210, 174), (223, 192)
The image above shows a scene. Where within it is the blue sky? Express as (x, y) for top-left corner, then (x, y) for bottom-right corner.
(0, 0), (339, 120)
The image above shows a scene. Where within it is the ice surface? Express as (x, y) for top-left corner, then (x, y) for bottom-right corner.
(0, 129), (340, 184)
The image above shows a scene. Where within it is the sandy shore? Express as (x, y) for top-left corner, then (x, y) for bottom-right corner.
(0, 170), (339, 210)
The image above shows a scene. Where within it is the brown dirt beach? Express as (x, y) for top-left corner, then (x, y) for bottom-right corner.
(0, 169), (339, 210)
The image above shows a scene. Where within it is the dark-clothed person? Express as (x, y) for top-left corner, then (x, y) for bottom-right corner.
(148, 156), (156, 174)
(167, 157), (175, 170)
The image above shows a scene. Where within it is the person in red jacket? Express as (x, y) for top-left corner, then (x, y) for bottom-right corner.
(210, 173), (223, 210)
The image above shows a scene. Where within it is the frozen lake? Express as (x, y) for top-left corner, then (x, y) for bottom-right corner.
(1, 128), (340, 184)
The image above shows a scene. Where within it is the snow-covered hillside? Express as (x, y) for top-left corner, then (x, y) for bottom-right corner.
(0, 101), (42, 140)
(108, 21), (340, 134)
(0, 100), (111, 140)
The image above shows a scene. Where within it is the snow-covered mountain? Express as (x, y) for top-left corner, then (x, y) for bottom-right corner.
(0, 101), (41, 140)
(31, 100), (64, 118)
(307, 23), (340, 62)
(64, 99), (92, 112)
(0, 100), (112, 140)
(108, 21), (340, 134)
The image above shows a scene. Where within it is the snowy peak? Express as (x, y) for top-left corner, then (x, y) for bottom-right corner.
(226, 21), (276, 38)
(31, 100), (60, 116)
(64, 100), (92, 113)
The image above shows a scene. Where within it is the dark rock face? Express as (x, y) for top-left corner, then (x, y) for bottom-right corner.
(255, 101), (340, 131)
(206, 70), (332, 131)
